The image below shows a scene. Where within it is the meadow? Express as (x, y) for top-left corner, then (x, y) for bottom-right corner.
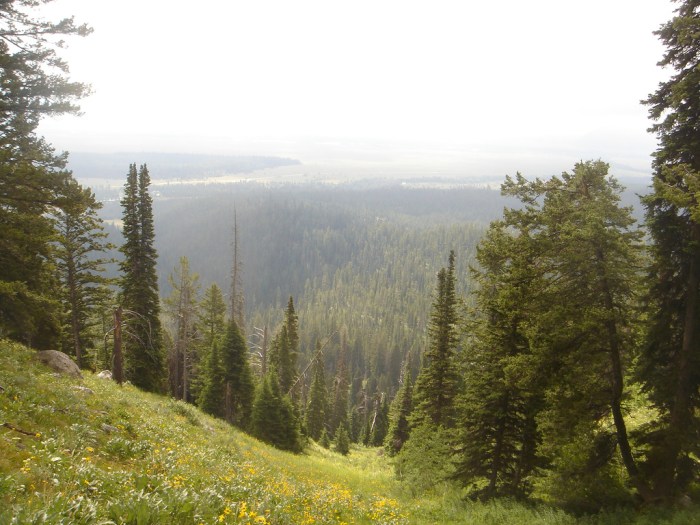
(0, 341), (696, 525)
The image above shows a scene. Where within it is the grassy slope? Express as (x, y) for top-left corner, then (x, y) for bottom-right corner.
(0, 341), (697, 525)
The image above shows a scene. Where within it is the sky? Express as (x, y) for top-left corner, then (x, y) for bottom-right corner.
(37, 0), (676, 179)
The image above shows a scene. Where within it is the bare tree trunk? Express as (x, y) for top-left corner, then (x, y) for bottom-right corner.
(113, 306), (123, 385)
(230, 209), (245, 331)
(261, 325), (268, 376)
(225, 381), (233, 423)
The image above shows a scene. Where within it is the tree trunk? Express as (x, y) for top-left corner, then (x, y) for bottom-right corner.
(113, 306), (123, 385)
(225, 380), (233, 423)
(595, 248), (653, 501)
(652, 222), (700, 501)
(488, 394), (509, 498)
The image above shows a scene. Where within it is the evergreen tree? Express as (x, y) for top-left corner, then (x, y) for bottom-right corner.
(268, 296), (300, 398)
(333, 423), (350, 455)
(251, 371), (302, 452)
(199, 283), (227, 349)
(221, 320), (254, 429)
(640, 0), (700, 501)
(53, 178), (114, 368)
(192, 283), (227, 403)
(453, 224), (544, 500)
(119, 164), (165, 392)
(0, 0), (90, 348)
(305, 342), (328, 441)
(198, 341), (225, 418)
(411, 251), (460, 429)
(456, 162), (646, 506)
(319, 428), (331, 449)
(385, 359), (413, 456)
(330, 330), (350, 438)
(510, 163), (646, 506)
(164, 256), (200, 401)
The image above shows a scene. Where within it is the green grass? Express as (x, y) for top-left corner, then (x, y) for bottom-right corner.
(0, 340), (697, 524)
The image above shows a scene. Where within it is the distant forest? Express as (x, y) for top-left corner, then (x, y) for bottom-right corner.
(96, 179), (650, 400)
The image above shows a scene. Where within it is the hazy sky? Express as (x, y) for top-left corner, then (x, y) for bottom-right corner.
(38, 0), (675, 177)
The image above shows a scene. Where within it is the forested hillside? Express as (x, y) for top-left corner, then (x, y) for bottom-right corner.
(98, 183), (490, 401)
(3, 0), (700, 522)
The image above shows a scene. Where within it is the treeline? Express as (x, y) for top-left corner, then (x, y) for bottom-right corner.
(67, 151), (300, 182)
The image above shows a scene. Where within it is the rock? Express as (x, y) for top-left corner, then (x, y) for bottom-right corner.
(35, 351), (82, 379)
(71, 385), (94, 395)
(101, 423), (119, 433)
(677, 494), (693, 508)
(96, 370), (112, 380)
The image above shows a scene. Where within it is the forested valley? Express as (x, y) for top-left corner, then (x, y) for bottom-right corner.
(2, 0), (700, 523)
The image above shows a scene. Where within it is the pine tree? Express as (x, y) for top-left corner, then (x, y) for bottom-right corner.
(453, 223), (543, 499)
(221, 320), (254, 429)
(53, 178), (114, 368)
(251, 371), (302, 452)
(512, 163), (647, 504)
(198, 341), (225, 418)
(411, 251), (460, 429)
(305, 342), (328, 441)
(192, 283), (227, 403)
(119, 164), (165, 392)
(164, 256), (200, 401)
(268, 297), (300, 398)
(319, 428), (331, 449)
(458, 162), (646, 505)
(639, 0), (700, 501)
(385, 359), (413, 456)
(333, 424), (350, 455)
(0, 0), (90, 348)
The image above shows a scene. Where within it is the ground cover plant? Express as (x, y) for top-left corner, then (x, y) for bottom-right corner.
(1, 341), (697, 524)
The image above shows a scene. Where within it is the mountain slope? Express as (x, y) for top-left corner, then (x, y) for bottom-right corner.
(1, 342), (695, 524)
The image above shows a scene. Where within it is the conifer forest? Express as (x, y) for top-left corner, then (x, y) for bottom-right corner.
(2, 0), (700, 522)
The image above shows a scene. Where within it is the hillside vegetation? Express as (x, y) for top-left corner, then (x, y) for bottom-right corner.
(1, 341), (696, 525)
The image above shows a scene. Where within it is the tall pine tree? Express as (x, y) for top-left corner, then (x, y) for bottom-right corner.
(640, 0), (700, 501)
(411, 251), (460, 429)
(453, 222), (544, 500)
(221, 319), (254, 429)
(0, 0), (90, 348)
(385, 359), (413, 456)
(192, 283), (227, 403)
(53, 178), (114, 368)
(251, 371), (302, 452)
(119, 164), (165, 392)
(269, 297), (300, 398)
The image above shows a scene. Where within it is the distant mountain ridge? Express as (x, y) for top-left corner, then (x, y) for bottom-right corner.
(66, 151), (301, 181)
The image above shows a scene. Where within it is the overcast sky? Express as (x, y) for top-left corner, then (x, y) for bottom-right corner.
(37, 0), (675, 178)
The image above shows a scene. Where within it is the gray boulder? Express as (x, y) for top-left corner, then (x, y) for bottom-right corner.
(35, 350), (82, 379)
